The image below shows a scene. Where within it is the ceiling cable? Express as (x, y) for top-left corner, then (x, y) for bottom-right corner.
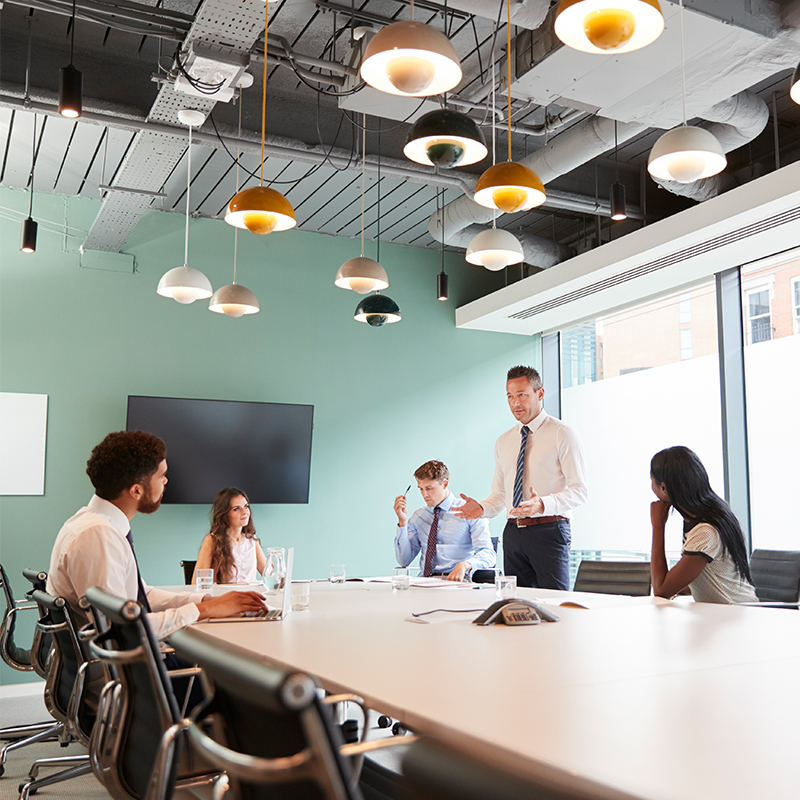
(506, 0), (512, 162)
(679, 0), (687, 126)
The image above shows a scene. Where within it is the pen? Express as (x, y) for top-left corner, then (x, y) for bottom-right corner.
(404, 485), (411, 496)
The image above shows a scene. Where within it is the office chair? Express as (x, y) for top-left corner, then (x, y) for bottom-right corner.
(403, 737), (634, 800)
(84, 586), (224, 800)
(170, 625), (414, 800)
(749, 549), (800, 603)
(18, 589), (95, 798)
(572, 561), (651, 596)
(181, 559), (197, 586)
(0, 566), (59, 775)
(469, 538), (500, 585)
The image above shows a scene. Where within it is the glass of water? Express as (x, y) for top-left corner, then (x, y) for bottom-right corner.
(291, 581), (311, 611)
(392, 567), (410, 590)
(330, 564), (346, 584)
(196, 569), (214, 592)
(495, 574), (517, 600)
(263, 548), (286, 595)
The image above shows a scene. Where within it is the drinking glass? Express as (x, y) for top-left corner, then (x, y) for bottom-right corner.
(196, 569), (214, 592)
(392, 567), (410, 590)
(330, 564), (346, 584)
(263, 548), (286, 595)
(495, 574), (517, 600)
(291, 581), (311, 611)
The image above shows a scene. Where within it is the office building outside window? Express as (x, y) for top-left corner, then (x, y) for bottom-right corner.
(741, 256), (800, 549)
(560, 281), (721, 559)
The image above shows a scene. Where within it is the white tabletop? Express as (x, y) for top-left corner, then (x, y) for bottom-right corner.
(184, 582), (800, 800)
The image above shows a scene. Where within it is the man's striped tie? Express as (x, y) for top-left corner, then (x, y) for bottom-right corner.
(423, 506), (442, 577)
(513, 426), (530, 508)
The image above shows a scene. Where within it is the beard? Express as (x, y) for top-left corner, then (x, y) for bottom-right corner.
(137, 486), (163, 515)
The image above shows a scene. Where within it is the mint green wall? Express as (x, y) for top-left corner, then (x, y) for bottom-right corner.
(0, 187), (541, 683)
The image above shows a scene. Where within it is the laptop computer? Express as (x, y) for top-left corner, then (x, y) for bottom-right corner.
(206, 547), (294, 622)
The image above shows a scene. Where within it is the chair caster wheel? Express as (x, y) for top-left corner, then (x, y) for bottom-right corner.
(391, 722), (407, 736)
(377, 715), (392, 729)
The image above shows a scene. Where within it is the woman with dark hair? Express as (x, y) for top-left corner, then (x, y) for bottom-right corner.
(192, 488), (267, 584)
(649, 446), (757, 604)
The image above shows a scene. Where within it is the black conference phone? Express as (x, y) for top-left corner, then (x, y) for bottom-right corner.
(473, 598), (560, 626)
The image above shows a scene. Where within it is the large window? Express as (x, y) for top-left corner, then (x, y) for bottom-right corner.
(742, 257), (800, 549)
(560, 281), (723, 559)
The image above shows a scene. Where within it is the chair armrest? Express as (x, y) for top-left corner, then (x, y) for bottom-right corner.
(339, 735), (418, 757)
(167, 667), (202, 679)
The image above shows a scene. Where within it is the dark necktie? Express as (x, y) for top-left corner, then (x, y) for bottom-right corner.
(125, 531), (152, 613)
(513, 425), (530, 509)
(423, 507), (442, 577)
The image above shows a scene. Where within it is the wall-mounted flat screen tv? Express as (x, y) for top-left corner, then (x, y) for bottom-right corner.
(126, 396), (313, 505)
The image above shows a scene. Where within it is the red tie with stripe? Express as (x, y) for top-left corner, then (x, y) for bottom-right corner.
(423, 506), (442, 577)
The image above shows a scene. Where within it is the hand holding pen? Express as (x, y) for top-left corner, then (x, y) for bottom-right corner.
(393, 485), (411, 527)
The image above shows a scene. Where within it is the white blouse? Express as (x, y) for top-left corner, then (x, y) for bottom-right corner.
(229, 535), (258, 583)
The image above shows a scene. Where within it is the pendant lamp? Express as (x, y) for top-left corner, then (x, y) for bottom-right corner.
(554, 0), (664, 54)
(335, 115), (389, 293)
(21, 24), (38, 254)
(404, 108), (487, 169)
(225, 3), (296, 235)
(157, 110), (213, 304)
(354, 293), (401, 326)
(791, 63), (800, 105)
(435, 187), (449, 300)
(647, 0), (725, 184)
(209, 231), (259, 317)
(466, 227), (524, 271)
(474, 3), (546, 214)
(360, 0), (461, 98)
(610, 120), (627, 221)
(59, 0), (82, 118)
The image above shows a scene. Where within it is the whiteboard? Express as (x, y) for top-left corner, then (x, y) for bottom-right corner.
(0, 392), (48, 495)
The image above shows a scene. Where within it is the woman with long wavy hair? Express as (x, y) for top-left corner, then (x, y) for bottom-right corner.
(192, 488), (267, 584)
(649, 446), (757, 604)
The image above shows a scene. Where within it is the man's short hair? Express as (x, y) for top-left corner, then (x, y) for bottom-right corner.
(414, 460), (449, 483)
(507, 365), (542, 390)
(86, 431), (166, 501)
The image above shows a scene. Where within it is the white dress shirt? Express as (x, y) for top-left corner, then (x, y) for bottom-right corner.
(481, 411), (588, 520)
(47, 495), (203, 639)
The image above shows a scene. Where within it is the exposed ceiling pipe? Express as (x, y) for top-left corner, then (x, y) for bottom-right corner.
(652, 90), (769, 202)
(428, 116), (648, 263)
(445, 0), (551, 30)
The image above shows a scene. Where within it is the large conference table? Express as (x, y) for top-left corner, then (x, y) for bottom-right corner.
(185, 579), (800, 800)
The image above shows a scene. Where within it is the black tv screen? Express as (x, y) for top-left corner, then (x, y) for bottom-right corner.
(126, 396), (313, 504)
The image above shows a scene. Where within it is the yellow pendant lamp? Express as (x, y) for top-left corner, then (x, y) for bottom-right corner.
(474, 2), (545, 214)
(225, 2), (296, 235)
(554, 0), (664, 54)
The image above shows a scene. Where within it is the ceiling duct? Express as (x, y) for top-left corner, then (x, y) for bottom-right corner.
(444, 0), (551, 30)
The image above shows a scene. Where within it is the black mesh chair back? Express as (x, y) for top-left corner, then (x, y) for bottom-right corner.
(180, 560), (197, 586)
(750, 549), (800, 603)
(170, 625), (362, 800)
(0, 565), (49, 674)
(572, 561), (651, 596)
(403, 738), (639, 800)
(85, 586), (220, 800)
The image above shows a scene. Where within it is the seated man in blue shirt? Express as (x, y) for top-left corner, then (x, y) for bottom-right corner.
(393, 460), (496, 581)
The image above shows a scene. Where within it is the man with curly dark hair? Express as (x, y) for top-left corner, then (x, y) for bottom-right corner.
(48, 430), (266, 641)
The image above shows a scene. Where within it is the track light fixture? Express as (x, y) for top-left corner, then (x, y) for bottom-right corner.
(554, 0), (664, 54)
(59, 0), (82, 118)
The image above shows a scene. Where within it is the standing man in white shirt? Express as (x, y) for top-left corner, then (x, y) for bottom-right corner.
(393, 460), (496, 581)
(48, 430), (265, 640)
(455, 366), (588, 590)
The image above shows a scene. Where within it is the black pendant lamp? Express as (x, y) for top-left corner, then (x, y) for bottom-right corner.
(20, 20), (38, 253)
(404, 108), (487, 169)
(59, 0), (82, 118)
(354, 293), (402, 326)
(435, 187), (449, 300)
(610, 120), (627, 221)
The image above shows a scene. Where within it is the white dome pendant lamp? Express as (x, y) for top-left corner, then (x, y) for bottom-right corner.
(474, 3), (545, 214)
(157, 109), (213, 304)
(359, 0), (461, 97)
(209, 229), (260, 318)
(335, 114), (389, 294)
(647, 0), (725, 184)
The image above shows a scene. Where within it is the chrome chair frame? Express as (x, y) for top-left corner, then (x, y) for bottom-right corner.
(0, 567), (61, 776)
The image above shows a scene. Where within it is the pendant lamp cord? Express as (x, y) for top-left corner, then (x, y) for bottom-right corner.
(24, 15), (33, 104)
(28, 115), (36, 217)
(506, 0), (512, 163)
(261, 1), (268, 185)
(69, 0), (76, 66)
(360, 112), (365, 257)
(25, 15), (35, 218)
(491, 25), (497, 230)
(679, 0), (687, 127)
(614, 119), (619, 180)
(184, 124), (192, 266)
(410, 0), (414, 22)
(377, 118), (381, 264)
